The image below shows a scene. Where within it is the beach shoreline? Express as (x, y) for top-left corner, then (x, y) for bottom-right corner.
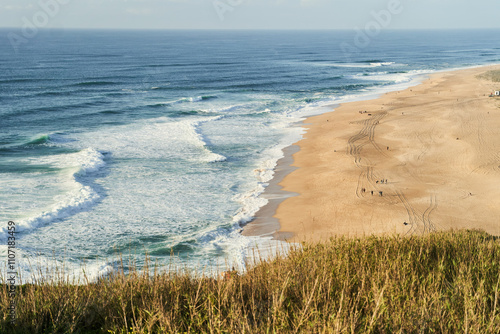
(244, 64), (500, 242)
(241, 144), (299, 241)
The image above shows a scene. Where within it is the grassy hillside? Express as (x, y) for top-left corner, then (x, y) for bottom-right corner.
(1, 230), (500, 333)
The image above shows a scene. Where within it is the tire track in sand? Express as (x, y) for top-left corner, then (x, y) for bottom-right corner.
(348, 111), (438, 235)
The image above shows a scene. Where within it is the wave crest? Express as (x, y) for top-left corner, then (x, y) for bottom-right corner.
(0, 148), (107, 241)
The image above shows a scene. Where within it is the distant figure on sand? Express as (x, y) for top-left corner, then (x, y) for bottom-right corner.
(379, 191), (383, 196)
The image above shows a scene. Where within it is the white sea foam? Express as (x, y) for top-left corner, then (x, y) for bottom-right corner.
(58, 116), (226, 164)
(47, 133), (75, 144)
(33, 147), (106, 176)
(191, 116), (228, 163)
(322, 61), (396, 68)
(159, 95), (218, 105)
(190, 96), (204, 102)
(231, 116), (305, 228)
(232, 184), (269, 225)
(0, 148), (106, 240)
(349, 69), (432, 84)
(0, 245), (114, 284)
(172, 223), (293, 273)
(201, 229), (294, 273)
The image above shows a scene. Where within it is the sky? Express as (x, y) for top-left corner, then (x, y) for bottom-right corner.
(0, 0), (499, 31)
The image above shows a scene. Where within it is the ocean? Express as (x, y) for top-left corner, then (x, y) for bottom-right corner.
(1, 29), (499, 281)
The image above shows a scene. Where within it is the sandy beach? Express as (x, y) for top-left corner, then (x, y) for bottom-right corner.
(244, 65), (500, 242)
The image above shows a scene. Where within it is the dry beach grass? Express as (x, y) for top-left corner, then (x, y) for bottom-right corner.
(1, 230), (500, 333)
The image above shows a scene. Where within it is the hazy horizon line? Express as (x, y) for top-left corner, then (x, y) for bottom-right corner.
(2, 27), (500, 32)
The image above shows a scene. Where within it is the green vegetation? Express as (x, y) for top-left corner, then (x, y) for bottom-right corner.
(1, 230), (500, 333)
(478, 70), (500, 82)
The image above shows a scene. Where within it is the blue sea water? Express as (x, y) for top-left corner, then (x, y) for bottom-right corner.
(1, 29), (499, 281)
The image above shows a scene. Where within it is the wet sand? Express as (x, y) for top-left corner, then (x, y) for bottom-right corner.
(244, 65), (500, 242)
(242, 145), (299, 241)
